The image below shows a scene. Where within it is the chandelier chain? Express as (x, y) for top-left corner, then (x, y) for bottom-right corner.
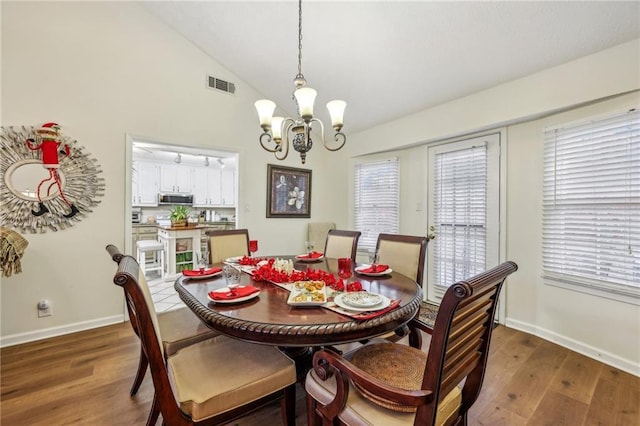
(297, 0), (303, 79)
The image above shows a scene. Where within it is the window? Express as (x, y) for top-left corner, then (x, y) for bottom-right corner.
(542, 108), (640, 302)
(354, 158), (399, 251)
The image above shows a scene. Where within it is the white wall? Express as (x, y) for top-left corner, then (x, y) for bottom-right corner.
(0, 2), (340, 343)
(339, 40), (640, 375)
(506, 93), (639, 374)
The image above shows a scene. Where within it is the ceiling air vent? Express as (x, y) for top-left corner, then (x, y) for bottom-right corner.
(208, 76), (236, 94)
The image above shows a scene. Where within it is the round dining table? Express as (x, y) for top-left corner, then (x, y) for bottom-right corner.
(174, 256), (422, 349)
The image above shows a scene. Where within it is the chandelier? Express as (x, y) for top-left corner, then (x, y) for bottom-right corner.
(254, 0), (346, 164)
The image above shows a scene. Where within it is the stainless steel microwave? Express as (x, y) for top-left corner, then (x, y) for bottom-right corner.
(158, 193), (194, 206)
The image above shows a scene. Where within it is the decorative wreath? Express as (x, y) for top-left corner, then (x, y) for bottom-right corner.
(0, 125), (105, 233)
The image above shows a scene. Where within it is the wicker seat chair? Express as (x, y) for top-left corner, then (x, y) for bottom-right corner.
(305, 261), (518, 426)
(112, 254), (297, 425)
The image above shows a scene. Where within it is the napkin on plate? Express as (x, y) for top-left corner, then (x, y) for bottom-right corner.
(359, 264), (389, 274)
(182, 267), (222, 277)
(298, 251), (324, 259)
(208, 286), (260, 300)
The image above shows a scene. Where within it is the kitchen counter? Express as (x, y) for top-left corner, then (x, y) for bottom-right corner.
(133, 222), (235, 228)
(156, 224), (208, 231)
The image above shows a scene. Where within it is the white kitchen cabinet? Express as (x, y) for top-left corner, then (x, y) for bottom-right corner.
(193, 168), (222, 206)
(160, 164), (192, 193)
(132, 161), (159, 206)
(220, 169), (235, 206)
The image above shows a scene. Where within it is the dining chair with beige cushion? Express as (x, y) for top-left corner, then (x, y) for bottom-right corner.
(324, 229), (361, 261)
(376, 233), (428, 285)
(371, 234), (428, 342)
(206, 229), (250, 264)
(113, 254), (297, 425)
(307, 222), (335, 252)
(106, 245), (219, 408)
(305, 261), (518, 426)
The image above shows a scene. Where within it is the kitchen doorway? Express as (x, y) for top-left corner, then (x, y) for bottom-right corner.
(125, 135), (240, 312)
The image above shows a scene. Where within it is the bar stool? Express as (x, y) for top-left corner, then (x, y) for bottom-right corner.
(136, 240), (164, 278)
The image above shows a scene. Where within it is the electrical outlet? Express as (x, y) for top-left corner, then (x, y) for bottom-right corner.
(37, 300), (52, 317)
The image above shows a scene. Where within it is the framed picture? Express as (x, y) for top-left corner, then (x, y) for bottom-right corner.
(266, 164), (312, 218)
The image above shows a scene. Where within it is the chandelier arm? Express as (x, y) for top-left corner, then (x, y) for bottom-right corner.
(309, 118), (346, 152)
(326, 132), (347, 152)
(309, 117), (326, 146)
(274, 119), (294, 161)
(259, 132), (280, 153)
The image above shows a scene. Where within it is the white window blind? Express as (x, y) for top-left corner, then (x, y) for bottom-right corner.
(354, 158), (399, 251)
(432, 144), (488, 290)
(542, 108), (640, 300)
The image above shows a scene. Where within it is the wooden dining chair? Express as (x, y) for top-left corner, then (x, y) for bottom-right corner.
(370, 233), (428, 342)
(305, 261), (518, 426)
(376, 233), (428, 285)
(308, 222), (336, 251)
(105, 245), (219, 397)
(206, 229), (250, 264)
(324, 229), (361, 261)
(113, 254), (297, 425)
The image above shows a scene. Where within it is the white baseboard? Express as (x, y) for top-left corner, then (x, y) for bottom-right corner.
(0, 315), (125, 348)
(505, 317), (640, 378)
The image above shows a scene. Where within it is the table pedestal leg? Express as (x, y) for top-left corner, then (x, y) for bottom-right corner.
(280, 346), (313, 383)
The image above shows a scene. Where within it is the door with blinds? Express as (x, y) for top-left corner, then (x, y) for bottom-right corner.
(427, 133), (501, 303)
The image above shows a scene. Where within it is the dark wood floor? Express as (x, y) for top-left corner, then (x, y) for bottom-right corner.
(1, 321), (638, 425)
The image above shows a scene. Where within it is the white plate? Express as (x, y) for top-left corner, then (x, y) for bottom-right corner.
(354, 265), (393, 277)
(225, 256), (243, 264)
(207, 288), (260, 304)
(295, 254), (325, 262)
(334, 293), (391, 312)
(182, 269), (223, 280)
(287, 282), (327, 306)
(340, 291), (383, 308)
(240, 265), (256, 274)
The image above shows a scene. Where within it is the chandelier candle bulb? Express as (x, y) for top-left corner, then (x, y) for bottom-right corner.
(272, 117), (284, 140)
(327, 100), (346, 130)
(294, 87), (317, 120)
(255, 99), (276, 129)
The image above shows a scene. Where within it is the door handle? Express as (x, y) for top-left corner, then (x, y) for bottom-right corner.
(427, 225), (436, 241)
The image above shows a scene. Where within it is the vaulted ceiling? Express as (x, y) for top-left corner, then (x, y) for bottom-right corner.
(143, 1), (640, 134)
